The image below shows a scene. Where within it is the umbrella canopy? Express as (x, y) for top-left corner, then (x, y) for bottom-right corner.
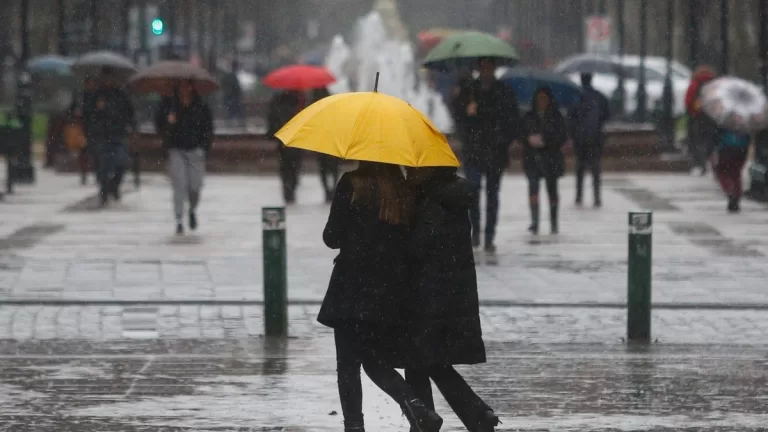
(417, 27), (464, 53)
(700, 77), (768, 134)
(73, 51), (138, 80)
(500, 68), (583, 109)
(275, 91), (459, 167)
(423, 31), (519, 72)
(27, 55), (74, 76)
(129, 61), (219, 96)
(263, 65), (336, 91)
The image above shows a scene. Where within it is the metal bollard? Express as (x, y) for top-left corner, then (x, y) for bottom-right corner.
(627, 212), (653, 343)
(262, 207), (288, 337)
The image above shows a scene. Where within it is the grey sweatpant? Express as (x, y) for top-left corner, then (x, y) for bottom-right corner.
(168, 148), (205, 223)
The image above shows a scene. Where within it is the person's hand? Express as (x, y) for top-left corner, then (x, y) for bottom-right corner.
(167, 112), (177, 124)
(529, 134), (544, 148)
(467, 102), (477, 116)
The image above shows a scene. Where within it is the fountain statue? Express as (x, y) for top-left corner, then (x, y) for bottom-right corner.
(323, 7), (454, 133)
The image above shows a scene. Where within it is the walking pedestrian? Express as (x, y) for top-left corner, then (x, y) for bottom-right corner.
(462, 57), (520, 254)
(222, 60), (245, 127)
(320, 162), (442, 432)
(154, 81), (214, 235)
(311, 87), (341, 202)
(267, 90), (305, 204)
(685, 66), (719, 175)
(522, 87), (568, 235)
(569, 73), (610, 207)
(714, 128), (751, 213)
(82, 67), (136, 206)
(404, 166), (500, 432)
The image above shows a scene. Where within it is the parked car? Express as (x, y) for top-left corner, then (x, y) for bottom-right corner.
(554, 54), (692, 117)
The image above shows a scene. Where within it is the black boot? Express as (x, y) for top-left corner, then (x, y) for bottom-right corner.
(475, 409), (501, 432)
(402, 399), (443, 432)
(727, 196), (740, 213)
(344, 422), (365, 432)
(550, 205), (559, 234)
(528, 198), (539, 234)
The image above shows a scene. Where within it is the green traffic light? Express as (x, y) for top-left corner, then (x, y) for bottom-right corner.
(151, 18), (164, 35)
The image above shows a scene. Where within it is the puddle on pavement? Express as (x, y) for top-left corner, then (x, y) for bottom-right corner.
(668, 222), (763, 257)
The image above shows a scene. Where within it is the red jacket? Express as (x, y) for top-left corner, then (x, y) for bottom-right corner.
(685, 67), (716, 116)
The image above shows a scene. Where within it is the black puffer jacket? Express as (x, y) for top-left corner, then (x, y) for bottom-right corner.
(406, 173), (486, 367)
(317, 172), (410, 328)
(154, 96), (214, 152)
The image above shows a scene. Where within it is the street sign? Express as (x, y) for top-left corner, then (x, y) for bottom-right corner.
(585, 15), (615, 55)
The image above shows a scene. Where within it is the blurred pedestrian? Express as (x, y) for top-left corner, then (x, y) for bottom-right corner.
(685, 66), (718, 175)
(222, 60), (245, 127)
(320, 162), (442, 432)
(714, 127), (751, 213)
(155, 81), (214, 235)
(82, 67), (136, 206)
(268, 90), (305, 204)
(569, 73), (610, 207)
(463, 57), (520, 254)
(311, 87), (341, 202)
(404, 166), (500, 432)
(59, 95), (88, 184)
(522, 87), (568, 235)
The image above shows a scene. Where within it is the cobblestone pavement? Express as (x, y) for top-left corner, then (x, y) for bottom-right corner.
(1, 338), (768, 431)
(1, 169), (767, 307)
(3, 305), (768, 345)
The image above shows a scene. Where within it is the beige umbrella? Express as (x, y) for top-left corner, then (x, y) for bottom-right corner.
(129, 61), (219, 96)
(73, 51), (138, 80)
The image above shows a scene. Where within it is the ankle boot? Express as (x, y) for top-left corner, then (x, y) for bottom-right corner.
(528, 196), (540, 234)
(344, 424), (365, 432)
(475, 409), (501, 432)
(550, 205), (559, 234)
(402, 399), (443, 432)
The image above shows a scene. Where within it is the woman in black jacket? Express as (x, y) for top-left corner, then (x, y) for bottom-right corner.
(403, 167), (499, 432)
(521, 87), (568, 235)
(155, 80), (214, 235)
(320, 161), (442, 432)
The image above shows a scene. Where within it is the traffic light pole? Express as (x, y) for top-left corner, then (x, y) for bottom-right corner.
(13, 0), (34, 184)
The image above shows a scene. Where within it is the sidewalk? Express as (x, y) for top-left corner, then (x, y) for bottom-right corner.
(1, 337), (767, 431)
(1, 168), (767, 307)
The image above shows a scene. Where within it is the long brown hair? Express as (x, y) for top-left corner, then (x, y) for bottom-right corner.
(350, 162), (411, 225)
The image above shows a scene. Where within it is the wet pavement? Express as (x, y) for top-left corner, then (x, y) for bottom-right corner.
(2, 339), (768, 431)
(2, 167), (768, 430)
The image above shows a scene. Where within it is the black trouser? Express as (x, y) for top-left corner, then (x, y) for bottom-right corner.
(405, 366), (490, 430)
(574, 142), (602, 204)
(464, 164), (503, 246)
(528, 174), (559, 230)
(319, 154), (340, 201)
(334, 329), (419, 431)
(278, 147), (302, 203)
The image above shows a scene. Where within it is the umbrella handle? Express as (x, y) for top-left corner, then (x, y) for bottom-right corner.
(374, 72), (380, 92)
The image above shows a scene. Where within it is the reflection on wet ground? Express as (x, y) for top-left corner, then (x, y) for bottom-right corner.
(1, 339), (767, 431)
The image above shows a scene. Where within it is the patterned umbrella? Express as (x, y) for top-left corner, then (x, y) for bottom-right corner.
(700, 77), (768, 134)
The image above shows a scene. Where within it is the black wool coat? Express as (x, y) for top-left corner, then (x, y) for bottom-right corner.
(317, 172), (410, 329)
(405, 175), (486, 367)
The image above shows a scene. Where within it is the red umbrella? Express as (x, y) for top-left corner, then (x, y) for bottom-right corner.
(263, 65), (335, 91)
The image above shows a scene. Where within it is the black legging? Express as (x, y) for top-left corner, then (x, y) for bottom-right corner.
(528, 174), (559, 205)
(405, 366), (490, 430)
(334, 330), (418, 430)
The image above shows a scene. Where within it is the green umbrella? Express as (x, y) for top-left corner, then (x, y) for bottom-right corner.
(423, 31), (519, 72)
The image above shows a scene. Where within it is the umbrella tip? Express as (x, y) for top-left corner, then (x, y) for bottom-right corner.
(374, 72), (379, 92)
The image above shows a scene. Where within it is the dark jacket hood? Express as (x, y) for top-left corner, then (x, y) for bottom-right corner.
(423, 175), (474, 209)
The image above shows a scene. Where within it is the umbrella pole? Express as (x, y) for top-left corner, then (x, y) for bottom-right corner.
(374, 72), (380, 92)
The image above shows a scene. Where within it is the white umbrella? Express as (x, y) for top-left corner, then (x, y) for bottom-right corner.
(73, 51), (138, 80)
(700, 76), (768, 134)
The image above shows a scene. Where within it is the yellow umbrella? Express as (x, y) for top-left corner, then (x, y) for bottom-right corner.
(275, 91), (459, 168)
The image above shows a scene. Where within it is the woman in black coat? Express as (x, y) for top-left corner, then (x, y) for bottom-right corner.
(320, 161), (442, 432)
(521, 87), (568, 235)
(403, 167), (499, 432)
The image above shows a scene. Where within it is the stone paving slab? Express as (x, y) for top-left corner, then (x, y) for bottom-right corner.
(0, 339), (767, 431)
(1, 169), (768, 307)
(2, 305), (768, 345)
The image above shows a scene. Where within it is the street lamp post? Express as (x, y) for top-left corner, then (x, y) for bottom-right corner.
(168, 0), (177, 59)
(635, 0), (648, 122)
(720, 0), (729, 74)
(14, 0), (34, 183)
(761, 0), (768, 91)
(57, 0), (67, 55)
(610, 0), (626, 117)
(661, 0), (676, 148)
